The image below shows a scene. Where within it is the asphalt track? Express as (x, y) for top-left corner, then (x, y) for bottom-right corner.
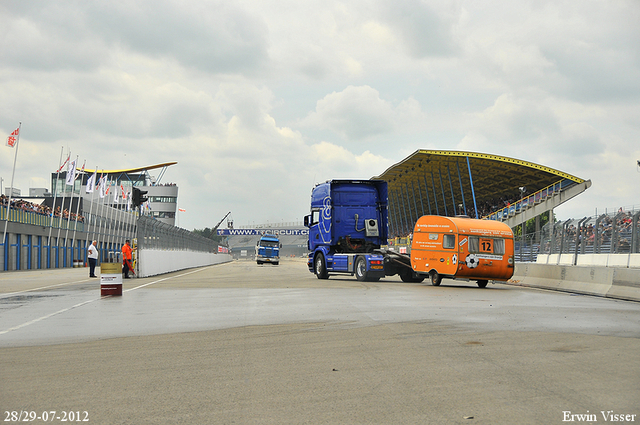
(1, 259), (639, 424)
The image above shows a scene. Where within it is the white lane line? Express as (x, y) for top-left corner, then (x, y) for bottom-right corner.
(0, 298), (97, 335)
(124, 266), (212, 292)
(0, 278), (94, 299)
(0, 265), (215, 336)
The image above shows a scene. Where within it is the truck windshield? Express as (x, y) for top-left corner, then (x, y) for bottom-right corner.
(259, 240), (279, 248)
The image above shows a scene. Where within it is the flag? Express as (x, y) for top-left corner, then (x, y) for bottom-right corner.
(66, 158), (77, 185)
(113, 181), (119, 203)
(86, 171), (97, 193)
(57, 154), (70, 173)
(97, 175), (103, 198)
(99, 175), (106, 198)
(178, 208), (186, 212)
(6, 127), (19, 147)
(120, 184), (126, 200)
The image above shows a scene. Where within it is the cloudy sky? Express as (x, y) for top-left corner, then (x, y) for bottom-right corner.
(1, 0), (639, 230)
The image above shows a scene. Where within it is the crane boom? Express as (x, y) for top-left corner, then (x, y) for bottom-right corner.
(213, 211), (231, 231)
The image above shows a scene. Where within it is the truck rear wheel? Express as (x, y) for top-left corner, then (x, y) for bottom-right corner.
(355, 256), (367, 282)
(430, 271), (442, 286)
(315, 253), (329, 279)
(477, 280), (488, 288)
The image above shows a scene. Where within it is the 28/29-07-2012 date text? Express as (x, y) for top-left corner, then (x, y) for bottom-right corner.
(4, 411), (89, 422)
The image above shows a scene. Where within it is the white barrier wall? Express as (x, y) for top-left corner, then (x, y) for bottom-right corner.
(137, 250), (232, 278)
(511, 262), (640, 302)
(537, 253), (640, 268)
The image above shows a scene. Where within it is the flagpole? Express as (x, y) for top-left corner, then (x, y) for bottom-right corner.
(97, 172), (107, 261)
(2, 122), (21, 248)
(63, 155), (79, 266)
(70, 160), (86, 263)
(99, 174), (109, 259)
(56, 148), (71, 260)
(106, 177), (116, 259)
(86, 167), (97, 250)
(48, 147), (65, 266)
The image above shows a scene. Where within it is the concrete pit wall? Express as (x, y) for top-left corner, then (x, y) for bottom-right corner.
(137, 249), (232, 278)
(510, 262), (640, 302)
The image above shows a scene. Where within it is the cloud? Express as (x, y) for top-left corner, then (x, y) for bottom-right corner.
(300, 85), (396, 141)
(379, 0), (459, 58)
(1, 0), (270, 76)
(1, 0), (639, 230)
(460, 90), (606, 160)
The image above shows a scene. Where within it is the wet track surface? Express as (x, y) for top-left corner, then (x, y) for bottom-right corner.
(1, 260), (639, 424)
(1, 260), (639, 347)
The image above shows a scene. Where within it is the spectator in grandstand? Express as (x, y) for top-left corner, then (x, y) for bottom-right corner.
(87, 240), (99, 278)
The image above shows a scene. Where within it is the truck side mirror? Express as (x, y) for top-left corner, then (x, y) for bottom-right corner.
(304, 215), (310, 227)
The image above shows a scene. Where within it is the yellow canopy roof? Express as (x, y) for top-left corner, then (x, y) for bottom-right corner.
(81, 162), (177, 174)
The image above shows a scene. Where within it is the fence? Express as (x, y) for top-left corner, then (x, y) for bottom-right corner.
(0, 205), (85, 231)
(137, 216), (220, 252)
(135, 216), (229, 277)
(516, 208), (640, 262)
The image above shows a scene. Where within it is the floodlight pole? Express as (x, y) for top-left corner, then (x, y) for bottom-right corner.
(519, 186), (527, 261)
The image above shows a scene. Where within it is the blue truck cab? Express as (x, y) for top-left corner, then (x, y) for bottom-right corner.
(256, 234), (280, 265)
(304, 180), (389, 281)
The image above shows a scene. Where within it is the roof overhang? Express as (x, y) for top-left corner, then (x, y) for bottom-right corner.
(81, 162), (178, 174)
(372, 150), (589, 233)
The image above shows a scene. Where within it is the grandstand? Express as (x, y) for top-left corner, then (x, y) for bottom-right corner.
(373, 149), (591, 239)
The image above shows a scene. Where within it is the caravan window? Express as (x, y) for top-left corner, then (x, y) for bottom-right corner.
(469, 237), (505, 254)
(443, 234), (455, 249)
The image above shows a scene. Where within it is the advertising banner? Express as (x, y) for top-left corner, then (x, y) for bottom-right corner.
(217, 228), (308, 236)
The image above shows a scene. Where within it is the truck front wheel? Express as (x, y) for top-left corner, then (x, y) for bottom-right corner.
(355, 256), (367, 282)
(430, 271), (442, 286)
(477, 280), (488, 288)
(315, 253), (329, 279)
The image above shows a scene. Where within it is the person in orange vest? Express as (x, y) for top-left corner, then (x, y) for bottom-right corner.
(122, 240), (133, 278)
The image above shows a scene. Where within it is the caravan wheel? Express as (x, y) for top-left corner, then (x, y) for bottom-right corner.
(430, 271), (442, 286)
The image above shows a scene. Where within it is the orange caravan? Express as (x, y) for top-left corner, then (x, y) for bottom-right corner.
(410, 215), (515, 288)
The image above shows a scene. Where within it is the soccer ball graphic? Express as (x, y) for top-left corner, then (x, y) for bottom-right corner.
(465, 254), (479, 269)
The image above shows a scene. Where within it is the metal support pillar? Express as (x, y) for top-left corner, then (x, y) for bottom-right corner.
(431, 173), (439, 215)
(394, 190), (406, 236)
(415, 179), (425, 217)
(466, 157), (479, 219)
(423, 175), (432, 215)
(447, 164), (456, 215)
(404, 183), (414, 227)
(456, 161), (467, 216)
(438, 168), (448, 216)
(400, 186), (411, 234)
